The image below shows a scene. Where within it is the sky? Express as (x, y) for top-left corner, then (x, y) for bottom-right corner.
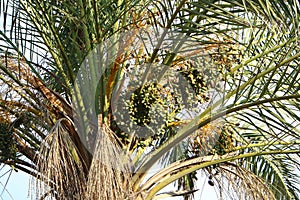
(0, 166), (31, 200)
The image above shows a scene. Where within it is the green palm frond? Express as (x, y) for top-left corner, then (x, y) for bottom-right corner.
(241, 154), (300, 199)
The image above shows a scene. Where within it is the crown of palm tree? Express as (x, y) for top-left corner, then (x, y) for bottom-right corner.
(0, 0), (300, 199)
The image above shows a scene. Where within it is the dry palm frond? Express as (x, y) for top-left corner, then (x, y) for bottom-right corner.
(32, 113), (136, 199)
(32, 118), (86, 200)
(0, 56), (72, 118)
(85, 118), (135, 200)
(211, 163), (276, 200)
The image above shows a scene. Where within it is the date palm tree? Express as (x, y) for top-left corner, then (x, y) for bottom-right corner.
(0, 0), (300, 199)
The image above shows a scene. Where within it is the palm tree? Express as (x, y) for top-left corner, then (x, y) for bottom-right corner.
(0, 0), (300, 199)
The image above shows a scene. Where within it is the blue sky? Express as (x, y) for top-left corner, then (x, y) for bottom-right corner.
(0, 166), (30, 200)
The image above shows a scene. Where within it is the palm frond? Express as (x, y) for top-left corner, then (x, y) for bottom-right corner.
(241, 154), (300, 199)
(85, 119), (134, 199)
(32, 118), (86, 200)
(212, 162), (277, 200)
